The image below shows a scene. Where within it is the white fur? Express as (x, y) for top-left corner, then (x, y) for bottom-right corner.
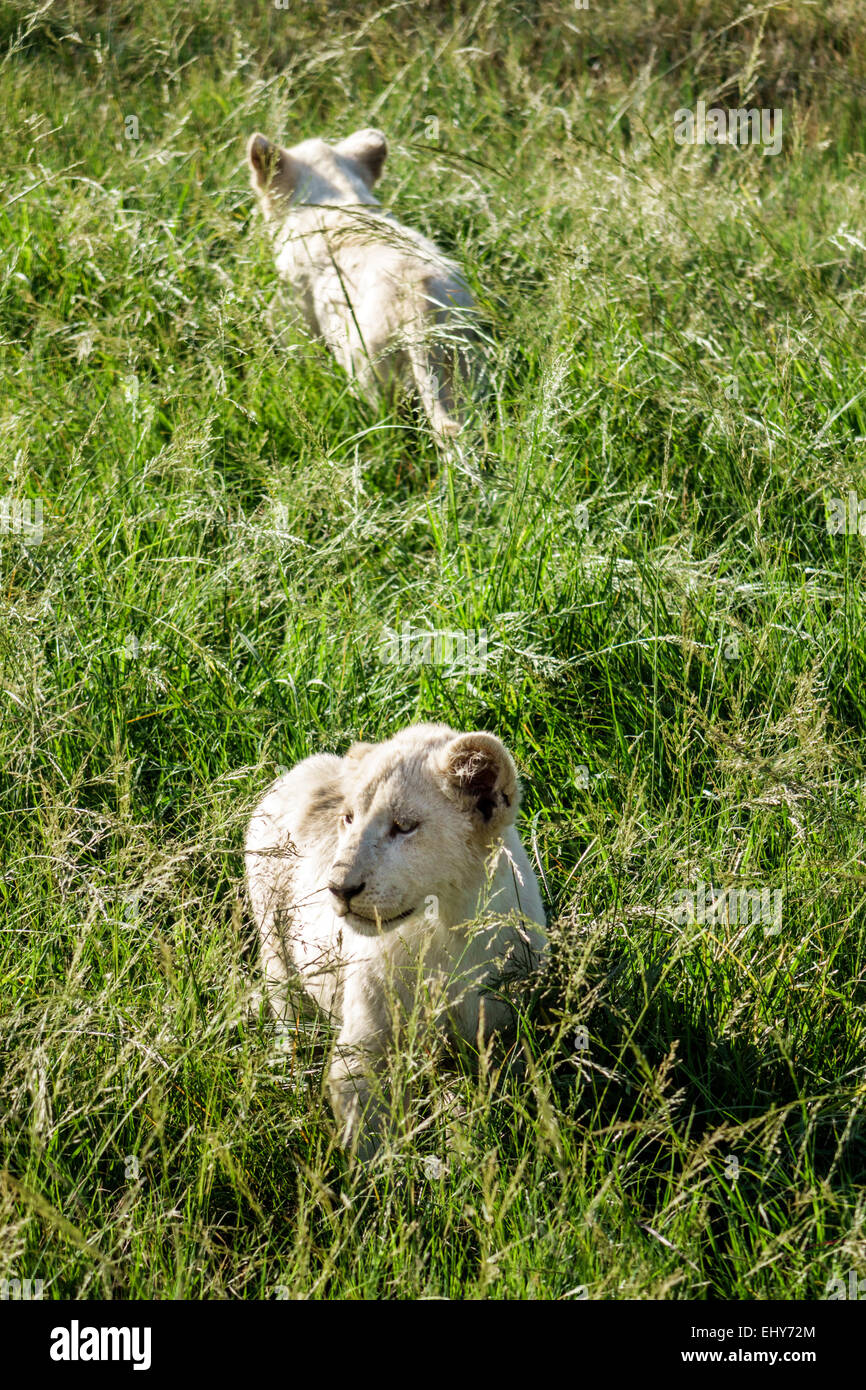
(246, 128), (484, 444)
(245, 723), (546, 1154)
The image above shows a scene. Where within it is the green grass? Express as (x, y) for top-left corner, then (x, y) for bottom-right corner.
(1, 0), (865, 1300)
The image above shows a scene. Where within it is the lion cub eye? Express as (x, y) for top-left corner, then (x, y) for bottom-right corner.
(341, 811), (354, 827)
(390, 820), (419, 838)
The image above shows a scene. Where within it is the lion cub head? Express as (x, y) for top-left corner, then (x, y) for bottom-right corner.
(326, 723), (520, 936)
(246, 127), (388, 221)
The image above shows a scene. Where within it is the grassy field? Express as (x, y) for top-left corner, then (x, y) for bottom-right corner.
(1, 0), (865, 1300)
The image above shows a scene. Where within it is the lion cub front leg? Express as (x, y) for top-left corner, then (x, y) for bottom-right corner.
(328, 972), (399, 1159)
(328, 1046), (385, 1160)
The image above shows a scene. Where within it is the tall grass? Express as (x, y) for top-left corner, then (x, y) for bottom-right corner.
(0, 0), (864, 1299)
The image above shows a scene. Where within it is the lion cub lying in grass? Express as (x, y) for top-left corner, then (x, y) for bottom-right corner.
(246, 127), (484, 446)
(245, 724), (547, 1156)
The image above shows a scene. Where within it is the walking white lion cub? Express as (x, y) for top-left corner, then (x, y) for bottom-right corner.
(245, 723), (547, 1155)
(246, 127), (484, 444)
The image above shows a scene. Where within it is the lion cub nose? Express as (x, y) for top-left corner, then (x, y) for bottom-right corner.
(328, 879), (366, 911)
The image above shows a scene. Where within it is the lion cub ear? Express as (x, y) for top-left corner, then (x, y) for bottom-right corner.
(247, 133), (295, 193)
(435, 732), (519, 831)
(344, 740), (374, 765)
(335, 128), (388, 187)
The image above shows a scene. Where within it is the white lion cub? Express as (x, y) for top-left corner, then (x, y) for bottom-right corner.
(246, 127), (483, 444)
(245, 723), (547, 1154)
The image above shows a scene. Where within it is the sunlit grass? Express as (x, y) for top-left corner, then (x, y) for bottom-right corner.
(0, 0), (865, 1299)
